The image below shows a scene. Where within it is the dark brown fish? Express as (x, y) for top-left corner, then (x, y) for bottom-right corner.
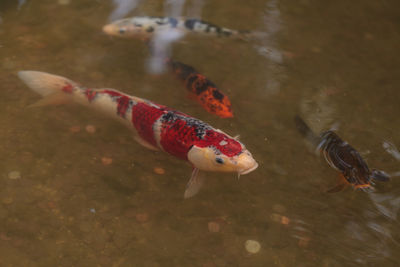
(294, 116), (390, 192)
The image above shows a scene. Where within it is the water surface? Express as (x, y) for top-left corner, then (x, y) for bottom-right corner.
(0, 0), (399, 266)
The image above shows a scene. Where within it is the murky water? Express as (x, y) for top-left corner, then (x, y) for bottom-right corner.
(1, 0), (399, 266)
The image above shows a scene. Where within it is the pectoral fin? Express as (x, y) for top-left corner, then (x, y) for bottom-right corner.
(326, 174), (348, 193)
(27, 92), (71, 108)
(184, 168), (205, 199)
(134, 136), (159, 151)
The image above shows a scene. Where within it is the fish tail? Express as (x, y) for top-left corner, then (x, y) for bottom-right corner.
(18, 70), (78, 107)
(18, 71), (77, 97)
(238, 30), (268, 41)
(294, 115), (321, 147)
(370, 169), (390, 182)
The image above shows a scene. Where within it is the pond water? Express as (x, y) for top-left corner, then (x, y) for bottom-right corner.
(0, 0), (399, 266)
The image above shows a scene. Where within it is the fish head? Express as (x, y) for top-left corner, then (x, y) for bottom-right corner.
(187, 131), (258, 175)
(102, 17), (156, 39)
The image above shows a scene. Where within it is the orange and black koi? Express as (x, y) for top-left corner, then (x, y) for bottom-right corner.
(166, 58), (233, 118)
(295, 116), (390, 192)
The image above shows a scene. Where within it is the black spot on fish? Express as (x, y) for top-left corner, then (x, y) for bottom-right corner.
(186, 75), (199, 92)
(194, 78), (209, 95)
(184, 19), (199, 30)
(162, 111), (175, 122)
(169, 60), (196, 80)
(134, 23), (142, 27)
(168, 17), (178, 28)
(212, 89), (224, 101)
(160, 111), (212, 139)
(146, 26), (154, 33)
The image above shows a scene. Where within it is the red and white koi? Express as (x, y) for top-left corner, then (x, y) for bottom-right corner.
(18, 71), (258, 198)
(102, 16), (252, 40)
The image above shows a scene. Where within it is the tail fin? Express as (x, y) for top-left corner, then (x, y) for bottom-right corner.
(370, 169), (390, 182)
(18, 71), (77, 107)
(18, 71), (77, 97)
(294, 115), (321, 147)
(238, 30), (268, 41)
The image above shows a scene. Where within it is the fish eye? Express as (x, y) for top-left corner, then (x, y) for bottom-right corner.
(215, 158), (224, 164)
(119, 28), (126, 34)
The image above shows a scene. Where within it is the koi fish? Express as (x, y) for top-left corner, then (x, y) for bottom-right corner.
(18, 71), (258, 198)
(102, 16), (253, 40)
(166, 58), (233, 118)
(294, 116), (390, 192)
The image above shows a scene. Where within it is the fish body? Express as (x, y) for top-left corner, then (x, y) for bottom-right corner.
(18, 71), (258, 198)
(103, 16), (250, 40)
(166, 58), (233, 118)
(294, 116), (389, 191)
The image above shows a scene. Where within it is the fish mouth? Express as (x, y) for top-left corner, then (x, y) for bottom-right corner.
(102, 24), (115, 35)
(239, 162), (259, 175)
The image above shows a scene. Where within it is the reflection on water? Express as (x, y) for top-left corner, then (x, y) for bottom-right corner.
(164, 0), (185, 18)
(256, 0), (284, 95)
(148, 29), (184, 73)
(109, 0), (141, 21)
(18, 0), (26, 10)
(148, 0), (187, 74)
(300, 87), (336, 133)
(383, 141), (400, 161)
(0, 0), (400, 265)
(186, 0), (204, 18)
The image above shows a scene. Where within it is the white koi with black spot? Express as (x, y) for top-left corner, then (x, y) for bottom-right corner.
(103, 16), (252, 39)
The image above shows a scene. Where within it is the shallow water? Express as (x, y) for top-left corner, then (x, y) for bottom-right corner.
(1, 0), (400, 266)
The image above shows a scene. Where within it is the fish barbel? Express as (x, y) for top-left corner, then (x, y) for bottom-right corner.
(18, 71), (258, 198)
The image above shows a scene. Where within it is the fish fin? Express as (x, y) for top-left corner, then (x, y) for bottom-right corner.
(134, 136), (159, 151)
(326, 182), (348, 193)
(371, 169), (390, 182)
(354, 183), (375, 192)
(237, 31), (268, 41)
(184, 168), (205, 199)
(326, 174), (348, 193)
(27, 92), (72, 108)
(18, 71), (77, 97)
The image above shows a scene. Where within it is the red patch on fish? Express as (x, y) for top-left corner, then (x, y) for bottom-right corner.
(131, 102), (165, 147)
(62, 84), (74, 94)
(159, 116), (200, 159)
(196, 130), (242, 157)
(85, 88), (97, 102)
(116, 96), (131, 118)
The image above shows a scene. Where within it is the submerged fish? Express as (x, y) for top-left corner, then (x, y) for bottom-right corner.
(102, 16), (253, 40)
(18, 71), (258, 198)
(166, 58), (233, 118)
(294, 116), (390, 192)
